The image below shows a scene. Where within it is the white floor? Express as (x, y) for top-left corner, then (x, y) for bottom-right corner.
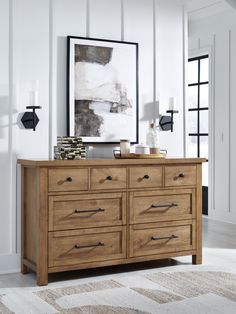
(0, 217), (236, 288)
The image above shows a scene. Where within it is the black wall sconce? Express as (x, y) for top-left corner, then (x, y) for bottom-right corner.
(159, 110), (179, 132)
(21, 106), (42, 131)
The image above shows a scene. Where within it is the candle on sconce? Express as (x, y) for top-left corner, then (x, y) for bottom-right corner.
(168, 97), (176, 111)
(29, 80), (39, 107)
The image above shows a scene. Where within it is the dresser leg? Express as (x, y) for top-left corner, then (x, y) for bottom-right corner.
(192, 254), (202, 264)
(36, 272), (48, 286)
(21, 263), (29, 274)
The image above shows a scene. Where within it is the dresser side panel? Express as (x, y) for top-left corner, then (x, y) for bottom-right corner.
(23, 167), (38, 265)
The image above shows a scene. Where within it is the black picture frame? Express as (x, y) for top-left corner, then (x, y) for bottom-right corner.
(67, 36), (139, 144)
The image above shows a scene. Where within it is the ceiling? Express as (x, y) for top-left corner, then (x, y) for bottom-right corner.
(187, 0), (236, 21)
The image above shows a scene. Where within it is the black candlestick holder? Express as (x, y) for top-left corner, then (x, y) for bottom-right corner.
(159, 110), (179, 132)
(21, 106), (42, 131)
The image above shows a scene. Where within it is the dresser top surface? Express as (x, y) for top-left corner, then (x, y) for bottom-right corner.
(18, 157), (207, 167)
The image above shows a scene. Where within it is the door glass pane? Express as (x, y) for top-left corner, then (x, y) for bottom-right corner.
(200, 110), (208, 133)
(188, 86), (198, 109)
(186, 136), (197, 157)
(187, 111), (198, 134)
(188, 60), (198, 84)
(200, 136), (208, 158)
(200, 84), (209, 108)
(200, 58), (209, 82)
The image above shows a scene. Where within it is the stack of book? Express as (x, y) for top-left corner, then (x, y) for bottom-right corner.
(54, 136), (86, 160)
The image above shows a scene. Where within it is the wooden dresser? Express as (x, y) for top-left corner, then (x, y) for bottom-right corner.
(18, 158), (205, 285)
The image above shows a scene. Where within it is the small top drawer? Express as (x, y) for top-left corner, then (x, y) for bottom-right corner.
(165, 165), (196, 187)
(49, 168), (89, 192)
(91, 167), (127, 190)
(129, 166), (163, 188)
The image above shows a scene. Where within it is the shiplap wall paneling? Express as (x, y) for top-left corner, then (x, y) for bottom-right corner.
(14, 0), (50, 158)
(54, 0), (87, 138)
(157, 1), (184, 156)
(124, 0), (154, 144)
(214, 30), (230, 213)
(189, 9), (236, 223)
(89, 0), (121, 40)
(0, 0), (11, 255)
(230, 29), (236, 217)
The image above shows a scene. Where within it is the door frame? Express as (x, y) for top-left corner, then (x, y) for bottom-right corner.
(187, 46), (214, 215)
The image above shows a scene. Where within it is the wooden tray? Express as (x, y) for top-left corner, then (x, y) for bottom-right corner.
(114, 153), (166, 159)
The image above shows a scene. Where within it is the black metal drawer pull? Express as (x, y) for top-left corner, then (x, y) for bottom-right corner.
(178, 173), (185, 178)
(74, 242), (105, 249)
(151, 234), (178, 241)
(151, 203), (178, 209)
(106, 176), (113, 181)
(66, 177), (73, 182)
(143, 174), (150, 179)
(74, 208), (105, 214)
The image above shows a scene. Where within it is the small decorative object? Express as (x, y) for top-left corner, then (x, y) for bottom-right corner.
(120, 139), (130, 155)
(146, 122), (160, 154)
(67, 36), (139, 144)
(159, 97), (179, 132)
(54, 136), (86, 160)
(135, 143), (150, 155)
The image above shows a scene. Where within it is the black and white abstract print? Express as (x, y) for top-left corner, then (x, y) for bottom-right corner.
(68, 37), (138, 143)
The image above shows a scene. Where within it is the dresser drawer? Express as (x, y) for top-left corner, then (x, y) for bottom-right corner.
(49, 193), (126, 231)
(165, 166), (196, 187)
(91, 167), (127, 190)
(129, 166), (163, 188)
(49, 226), (126, 267)
(130, 223), (194, 258)
(130, 190), (195, 224)
(48, 168), (89, 192)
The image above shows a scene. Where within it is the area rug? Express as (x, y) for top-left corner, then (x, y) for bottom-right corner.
(0, 267), (236, 313)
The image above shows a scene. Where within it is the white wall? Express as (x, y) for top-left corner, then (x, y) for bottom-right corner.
(189, 8), (236, 224)
(0, 0), (186, 273)
(53, 0), (186, 157)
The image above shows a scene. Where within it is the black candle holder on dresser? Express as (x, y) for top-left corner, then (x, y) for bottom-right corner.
(21, 106), (42, 131)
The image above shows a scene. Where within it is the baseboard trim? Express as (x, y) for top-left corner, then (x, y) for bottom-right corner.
(207, 210), (236, 225)
(0, 253), (20, 274)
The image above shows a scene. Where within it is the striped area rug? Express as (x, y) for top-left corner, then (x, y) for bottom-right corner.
(0, 267), (236, 313)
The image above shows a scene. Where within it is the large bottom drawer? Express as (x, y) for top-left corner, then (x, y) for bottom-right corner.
(49, 226), (126, 267)
(129, 221), (195, 258)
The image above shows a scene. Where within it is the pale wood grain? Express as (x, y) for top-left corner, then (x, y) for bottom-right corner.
(49, 226), (126, 267)
(49, 168), (89, 192)
(20, 158), (205, 285)
(129, 166), (163, 189)
(165, 165), (197, 187)
(37, 167), (48, 286)
(130, 224), (193, 258)
(91, 167), (127, 190)
(130, 190), (195, 224)
(192, 164), (203, 264)
(18, 158), (207, 167)
(49, 192), (126, 231)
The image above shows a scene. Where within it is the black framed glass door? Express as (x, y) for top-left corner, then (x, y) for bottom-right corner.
(187, 55), (209, 215)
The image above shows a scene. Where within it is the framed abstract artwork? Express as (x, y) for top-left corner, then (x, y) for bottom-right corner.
(67, 36), (139, 144)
